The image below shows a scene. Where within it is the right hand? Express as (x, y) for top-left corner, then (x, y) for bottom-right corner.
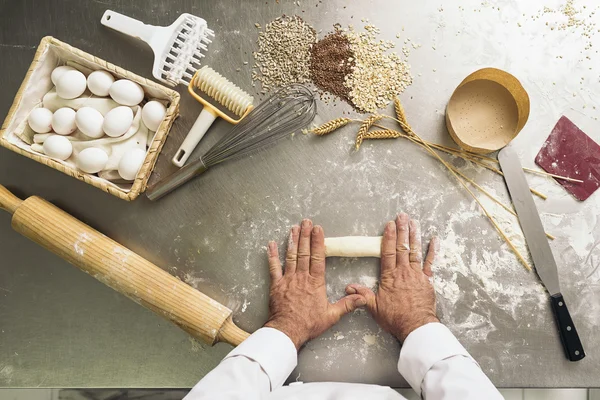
(346, 213), (439, 343)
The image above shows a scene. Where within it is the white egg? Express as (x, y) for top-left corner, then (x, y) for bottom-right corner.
(27, 108), (53, 133)
(56, 70), (87, 99)
(142, 101), (167, 131)
(87, 70), (115, 97)
(42, 135), (72, 160)
(77, 147), (108, 174)
(103, 106), (134, 137)
(50, 65), (75, 86)
(109, 79), (145, 106)
(75, 107), (104, 138)
(52, 107), (77, 135)
(118, 148), (147, 180)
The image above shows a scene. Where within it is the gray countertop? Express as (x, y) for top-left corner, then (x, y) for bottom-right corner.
(1, 0), (599, 389)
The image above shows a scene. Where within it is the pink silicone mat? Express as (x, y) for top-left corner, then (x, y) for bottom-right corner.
(535, 116), (600, 201)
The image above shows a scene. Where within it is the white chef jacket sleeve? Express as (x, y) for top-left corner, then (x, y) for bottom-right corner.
(184, 327), (297, 400)
(398, 322), (503, 399)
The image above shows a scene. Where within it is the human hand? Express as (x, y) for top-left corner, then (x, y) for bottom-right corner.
(264, 219), (367, 350)
(346, 213), (439, 343)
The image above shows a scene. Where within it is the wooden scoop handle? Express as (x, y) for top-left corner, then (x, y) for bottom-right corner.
(0, 184), (249, 347)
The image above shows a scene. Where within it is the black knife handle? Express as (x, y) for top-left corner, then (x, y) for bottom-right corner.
(550, 294), (585, 361)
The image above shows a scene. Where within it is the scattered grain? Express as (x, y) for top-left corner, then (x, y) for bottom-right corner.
(252, 15), (317, 93)
(344, 24), (413, 112)
(529, 1), (600, 54)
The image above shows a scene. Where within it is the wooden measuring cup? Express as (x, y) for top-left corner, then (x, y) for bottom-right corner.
(446, 67), (530, 154)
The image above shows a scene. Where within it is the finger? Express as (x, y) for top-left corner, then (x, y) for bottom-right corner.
(423, 236), (438, 278)
(267, 241), (283, 282)
(396, 213), (410, 268)
(309, 225), (326, 277)
(329, 294), (367, 320)
(284, 225), (300, 274)
(345, 284), (377, 311)
(296, 219), (313, 273)
(380, 221), (397, 276)
(408, 219), (423, 272)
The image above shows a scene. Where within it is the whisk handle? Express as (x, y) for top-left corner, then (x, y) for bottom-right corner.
(146, 160), (208, 201)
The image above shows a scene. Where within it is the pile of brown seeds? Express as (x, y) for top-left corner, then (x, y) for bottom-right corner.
(252, 15), (317, 93)
(309, 29), (355, 105)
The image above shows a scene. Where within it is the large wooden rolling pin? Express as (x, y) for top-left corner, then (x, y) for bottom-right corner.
(0, 185), (250, 347)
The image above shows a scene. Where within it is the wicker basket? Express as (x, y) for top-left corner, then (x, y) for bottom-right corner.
(0, 36), (180, 201)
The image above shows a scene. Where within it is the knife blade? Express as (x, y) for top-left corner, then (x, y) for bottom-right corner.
(498, 145), (585, 362)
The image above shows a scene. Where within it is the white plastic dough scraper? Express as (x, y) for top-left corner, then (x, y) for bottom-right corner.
(101, 10), (214, 87)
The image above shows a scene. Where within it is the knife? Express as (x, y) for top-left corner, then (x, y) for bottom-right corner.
(498, 145), (585, 362)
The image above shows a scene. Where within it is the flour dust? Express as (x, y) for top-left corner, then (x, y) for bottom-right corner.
(177, 123), (597, 362)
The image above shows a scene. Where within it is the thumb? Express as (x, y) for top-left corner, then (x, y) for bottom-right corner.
(329, 294), (367, 319)
(345, 284), (377, 311)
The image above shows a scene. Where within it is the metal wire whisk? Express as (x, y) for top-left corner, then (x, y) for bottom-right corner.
(147, 84), (317, 200)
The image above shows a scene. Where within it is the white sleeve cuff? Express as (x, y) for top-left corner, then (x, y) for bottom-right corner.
(224, 327), (298, 390)
(398, 322), (475, 396)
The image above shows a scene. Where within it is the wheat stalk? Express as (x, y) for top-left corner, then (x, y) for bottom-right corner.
(310, 103), (552, 266)
(360, 128), (554, 239)
(379, 115), (548, 200)
(355, 114), (383, 149)
(394, 98), (408, 127)
(359, 106), (532, 269)
(310, 118), (352, 136)
(362, 129), (402, 140)
(391, 113), (532, 270)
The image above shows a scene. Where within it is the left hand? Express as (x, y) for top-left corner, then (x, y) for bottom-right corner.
(264, 219), (367, 350)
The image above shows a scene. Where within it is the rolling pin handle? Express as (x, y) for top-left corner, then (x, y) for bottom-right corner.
(0, 185), (23, 214)
(217, 316), (250, 347)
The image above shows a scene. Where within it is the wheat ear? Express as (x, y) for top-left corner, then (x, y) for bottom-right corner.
(311, 118), (352, 136)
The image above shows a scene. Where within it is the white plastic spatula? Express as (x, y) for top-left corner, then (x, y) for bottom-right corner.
(101, 10), (214, 87)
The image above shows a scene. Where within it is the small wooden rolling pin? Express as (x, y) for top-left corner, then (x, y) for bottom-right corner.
(0, 185), (249, 347)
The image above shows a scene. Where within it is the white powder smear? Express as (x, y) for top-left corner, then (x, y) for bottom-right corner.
(362, 334), (378, 346)
(169, 127), (598, 367)
(73, 232), (92, 257)
(359, 275), (378, 291)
